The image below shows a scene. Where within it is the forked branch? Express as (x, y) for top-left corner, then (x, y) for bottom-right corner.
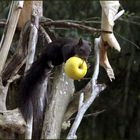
(67, 38), (106, 139)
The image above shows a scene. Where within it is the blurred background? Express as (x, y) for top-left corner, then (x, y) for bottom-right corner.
(0, 0), (140, 139)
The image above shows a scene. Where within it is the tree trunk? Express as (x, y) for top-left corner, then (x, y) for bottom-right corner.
(41, 65), (74, 139)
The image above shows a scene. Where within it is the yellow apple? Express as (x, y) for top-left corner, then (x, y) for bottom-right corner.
(64, 56), (87, 80)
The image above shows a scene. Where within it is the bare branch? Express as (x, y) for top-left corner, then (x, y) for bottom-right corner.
(0, 19), (6, 27)
(2, 22), (31, 86)
(69, 110), (106, 121)
(67, 38), (106, 139)
(23, 15), (39, 139)
(25, 15), (39, 72)
(40, 18), (112, 34)
(119, 17), (140, 26)
(39, 25), (52, 43)
(0, 1), (24, 74)
(0, 20), (30, 137)
(22, 2), (43, 139)
(0, 1), (13, 49)
(63, 81), (92, 124)
(7, 74), (21, 85)
(114, 31), (140, 49)
(92, 38), (100, 82)
(57, 19), (101, 24)
(78, 93), (84, 110)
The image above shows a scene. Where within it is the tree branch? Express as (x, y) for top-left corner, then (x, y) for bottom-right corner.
(24, 15), (40, 139)
(25, 15), (39, 71)
(0, 2), (13, 49)
(23, 2), (43, 139)
(63, 80), (92, 124)
(0, 1), (24, 74)
(41, 65), (74, 139)
(0, 19), (6, 27)
(67, 38), (106, 139)
(69, 110), (106, 121)
(2, 21), (31, 86)
(40, 17), (112, 34)
(39, 25), (52, 43)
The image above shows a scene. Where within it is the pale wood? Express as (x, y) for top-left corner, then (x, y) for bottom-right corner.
(63, 82), (92, 125)
(39, 25), (52, 43)
(67, 38), (106, 139)
(23, 1), (43, 139)
(0, 78), (7, 110)
(0, 109), (26, 134)
(41, 66), (74, 139)
(2, 21), (30, 86)
(25, 16), (39, 71)
(0, 1), (24, 74)
(25, 116), (33, 139)
(0, 2), (13, 49)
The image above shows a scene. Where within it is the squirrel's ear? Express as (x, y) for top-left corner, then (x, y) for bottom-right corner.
(78, 38), (83, 46)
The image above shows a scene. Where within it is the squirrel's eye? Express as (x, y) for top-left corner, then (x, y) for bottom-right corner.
(79, 48), (84, 52)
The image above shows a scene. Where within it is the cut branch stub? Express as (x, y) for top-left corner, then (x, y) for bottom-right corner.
(0, 109), (26, 134)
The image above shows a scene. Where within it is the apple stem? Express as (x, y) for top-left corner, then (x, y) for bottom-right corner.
(79, 60), (84, 69)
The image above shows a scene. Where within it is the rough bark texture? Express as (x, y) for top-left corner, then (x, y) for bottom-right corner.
(41, 65), (74, 139)
(17, 1), (32, 30)
(0, 1), (43, 139)
(0, 109), (26, 134)
(18, 1), (43, 30)
(23, 1), (43, 139)
(0, 1), (23, 74)
(63, 83), (92, 124)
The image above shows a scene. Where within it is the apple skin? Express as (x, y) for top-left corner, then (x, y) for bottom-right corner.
(64, 56), (87, 80)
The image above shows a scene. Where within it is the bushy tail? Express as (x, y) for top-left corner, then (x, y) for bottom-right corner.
(18, 54), (51, 138)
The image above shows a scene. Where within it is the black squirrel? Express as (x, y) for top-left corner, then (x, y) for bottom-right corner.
(18, 37), (91, 123)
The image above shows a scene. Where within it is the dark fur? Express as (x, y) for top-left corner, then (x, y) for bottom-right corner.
(18, 37), (91, 125)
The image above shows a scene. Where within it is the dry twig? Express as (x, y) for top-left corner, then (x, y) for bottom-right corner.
(40, 19), (112, 34)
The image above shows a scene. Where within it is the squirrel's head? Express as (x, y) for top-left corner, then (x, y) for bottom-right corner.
(75, 38), (91, 60)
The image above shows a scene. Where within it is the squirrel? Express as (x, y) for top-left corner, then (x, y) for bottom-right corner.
(17, 37), (91, 137)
